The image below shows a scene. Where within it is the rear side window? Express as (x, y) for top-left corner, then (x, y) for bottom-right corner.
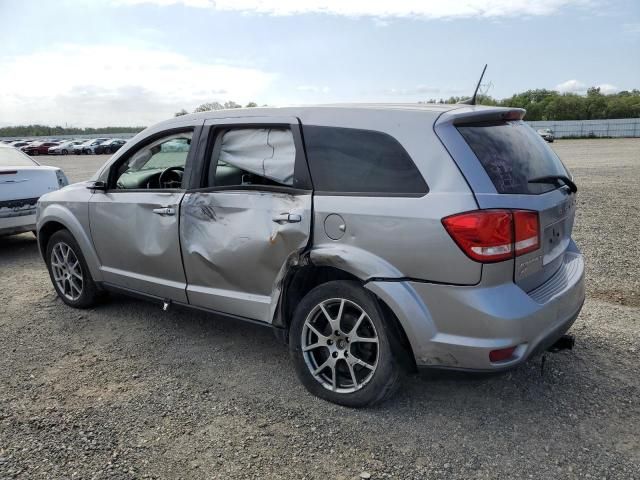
(457, 121), (568, 194)
(302, 126), (428, 195)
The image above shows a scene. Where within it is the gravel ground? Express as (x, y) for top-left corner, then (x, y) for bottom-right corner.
(1, 140), (639, 479)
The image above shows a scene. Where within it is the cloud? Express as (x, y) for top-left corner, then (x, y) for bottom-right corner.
(111, 0), (589, 19)
(296, 85), (330, 93)
(385, 85), (440, 95)
(555, 79), (587, 93)
(595, 83), (619, 95)
(0, 44), (275, 126)
(623, 23), (640, 35)
(555, 80), (620, 95)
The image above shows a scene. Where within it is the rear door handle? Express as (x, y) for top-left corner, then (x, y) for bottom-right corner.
(153, 206), (176, 216)
(272, 213), (302, 224)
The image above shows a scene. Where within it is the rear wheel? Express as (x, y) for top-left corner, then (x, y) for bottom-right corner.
(32, 150), (39, 156)
(46, 230), (99, 308)
(103, 147), (111, 155)
(289, 280), (401, 407)
(62, 149), (68, 155)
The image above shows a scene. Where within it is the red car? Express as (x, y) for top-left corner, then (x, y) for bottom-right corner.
(21, 142), (60, 156)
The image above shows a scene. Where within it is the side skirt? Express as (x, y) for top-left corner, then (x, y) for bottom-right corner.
(98, 281), (288, 341)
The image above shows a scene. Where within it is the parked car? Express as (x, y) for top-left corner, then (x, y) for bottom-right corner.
(72, 139), (110, 155)
(21, 142), (60, 156)
(95, 139), (126, 155)
(37, 105), (584, 407)
(48, 141), (83, 155)
(538, 128), (555, 142)
(9, 141), (32, 149)
(0, 144), (69, 237)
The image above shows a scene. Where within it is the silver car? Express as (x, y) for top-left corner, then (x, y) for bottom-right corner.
(36, 105), (585, 407)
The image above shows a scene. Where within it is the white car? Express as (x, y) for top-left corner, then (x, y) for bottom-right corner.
(0, 144), (69, 237)
(48, 141), (83, 155)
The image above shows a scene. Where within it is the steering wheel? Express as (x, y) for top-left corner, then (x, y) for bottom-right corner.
(158, 166), (184, 189)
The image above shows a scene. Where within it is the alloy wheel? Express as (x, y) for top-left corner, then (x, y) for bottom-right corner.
(50, 242), (84, 301)
(302, 298), (379, 393)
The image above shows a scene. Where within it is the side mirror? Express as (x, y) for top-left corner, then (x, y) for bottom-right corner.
(86, 180), (107, 192)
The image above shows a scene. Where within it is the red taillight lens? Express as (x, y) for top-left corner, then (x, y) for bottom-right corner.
(442, 210), (513, 262)
(442, 209), (540, 263)
(513, 210), (540, 255)
(489, 346), (516, 362)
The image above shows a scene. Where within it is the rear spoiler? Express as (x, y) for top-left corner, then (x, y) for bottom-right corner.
(448, 107), (526, 126)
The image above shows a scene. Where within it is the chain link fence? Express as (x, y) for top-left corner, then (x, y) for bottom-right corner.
(527, 118), (640, 138)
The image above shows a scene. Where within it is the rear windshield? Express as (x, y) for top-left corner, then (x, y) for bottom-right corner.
(0, 148), (36, 167)
(457, 121), (568, 194)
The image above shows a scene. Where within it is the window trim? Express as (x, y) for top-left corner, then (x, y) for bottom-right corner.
(188, 122), (312, 193)
(301, 125), (429, 197)
(105, 126), (200, 193)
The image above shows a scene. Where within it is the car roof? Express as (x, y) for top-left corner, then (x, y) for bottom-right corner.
(148, 102), (520, 132)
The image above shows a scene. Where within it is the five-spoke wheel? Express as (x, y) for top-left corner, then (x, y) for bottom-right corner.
(46, 229), (99, 308)
(302, 298), (379, 393)
(290, 280), (401, 407)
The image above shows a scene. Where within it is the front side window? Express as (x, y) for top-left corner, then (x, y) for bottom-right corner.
(114, 131), (193, 190)
(206, 128), (295, 188)
(302, 126), (428, 195)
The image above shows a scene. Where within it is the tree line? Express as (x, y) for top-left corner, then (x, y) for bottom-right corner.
(428, 87), (640, 121)
(0, 125), (146, 137)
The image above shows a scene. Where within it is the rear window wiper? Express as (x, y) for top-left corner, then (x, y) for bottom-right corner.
(528, 175), (577, 193)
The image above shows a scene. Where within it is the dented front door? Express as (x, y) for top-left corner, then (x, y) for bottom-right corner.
(180, 117), (312, 323)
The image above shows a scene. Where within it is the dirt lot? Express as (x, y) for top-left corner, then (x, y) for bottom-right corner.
(1, 140), (639, 479)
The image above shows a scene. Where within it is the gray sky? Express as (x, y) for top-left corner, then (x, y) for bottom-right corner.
(1, 0), (638, 127)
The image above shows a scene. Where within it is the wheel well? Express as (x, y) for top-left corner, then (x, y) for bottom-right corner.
(38, 221), (67, 257)
(278, 265), (416, 371)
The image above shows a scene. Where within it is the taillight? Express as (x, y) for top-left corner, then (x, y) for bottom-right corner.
(513, 210), (539, 255)
(442, 209), (540, 263)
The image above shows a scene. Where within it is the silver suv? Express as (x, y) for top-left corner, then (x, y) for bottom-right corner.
(36, 105), (585, 407)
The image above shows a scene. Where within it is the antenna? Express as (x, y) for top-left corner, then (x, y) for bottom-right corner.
(459, 64), (488, 105)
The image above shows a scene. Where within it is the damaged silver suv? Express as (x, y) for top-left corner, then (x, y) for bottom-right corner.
(37, 105), (585, 407)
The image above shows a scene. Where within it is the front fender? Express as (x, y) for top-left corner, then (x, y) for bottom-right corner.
(37, 203), (103, 282)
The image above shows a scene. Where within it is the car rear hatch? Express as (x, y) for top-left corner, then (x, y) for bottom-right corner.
(0, 167), (61, 217)
(434, 107), (577, 292)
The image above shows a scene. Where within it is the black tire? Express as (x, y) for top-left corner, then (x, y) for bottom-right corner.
(103, 147), (111, 155)
(62, 149), (68, 155)
(45, 229), (99, 308)
(289, 280), (401, 407)
(32, 150), (39, 156)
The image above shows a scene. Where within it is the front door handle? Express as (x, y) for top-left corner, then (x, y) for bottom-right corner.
(272, 213), (302, 224)
(153, 206), (176, 216)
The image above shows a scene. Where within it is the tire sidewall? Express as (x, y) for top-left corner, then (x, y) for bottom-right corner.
(45, 230), (97, 308)
(289, 280), (399, 407)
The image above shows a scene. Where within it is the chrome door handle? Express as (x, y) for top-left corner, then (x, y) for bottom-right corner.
(153, 206), (176, 216)
(272, 213), (302, 224)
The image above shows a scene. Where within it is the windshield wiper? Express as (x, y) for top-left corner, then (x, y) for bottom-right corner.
(528, 175), (577, 193)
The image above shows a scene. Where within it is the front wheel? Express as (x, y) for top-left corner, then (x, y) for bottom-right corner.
(62, 149), (68, 155)
(289, 280), (401, 407)
(46, 230), (99, 308)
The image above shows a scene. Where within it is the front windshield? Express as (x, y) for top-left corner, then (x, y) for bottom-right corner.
(0, 148), (37, 167)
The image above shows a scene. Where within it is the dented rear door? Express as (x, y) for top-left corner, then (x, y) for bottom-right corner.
(180, 116), (313, 323)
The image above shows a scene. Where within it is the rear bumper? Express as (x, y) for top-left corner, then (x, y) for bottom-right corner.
(366, 245), (585, 370)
